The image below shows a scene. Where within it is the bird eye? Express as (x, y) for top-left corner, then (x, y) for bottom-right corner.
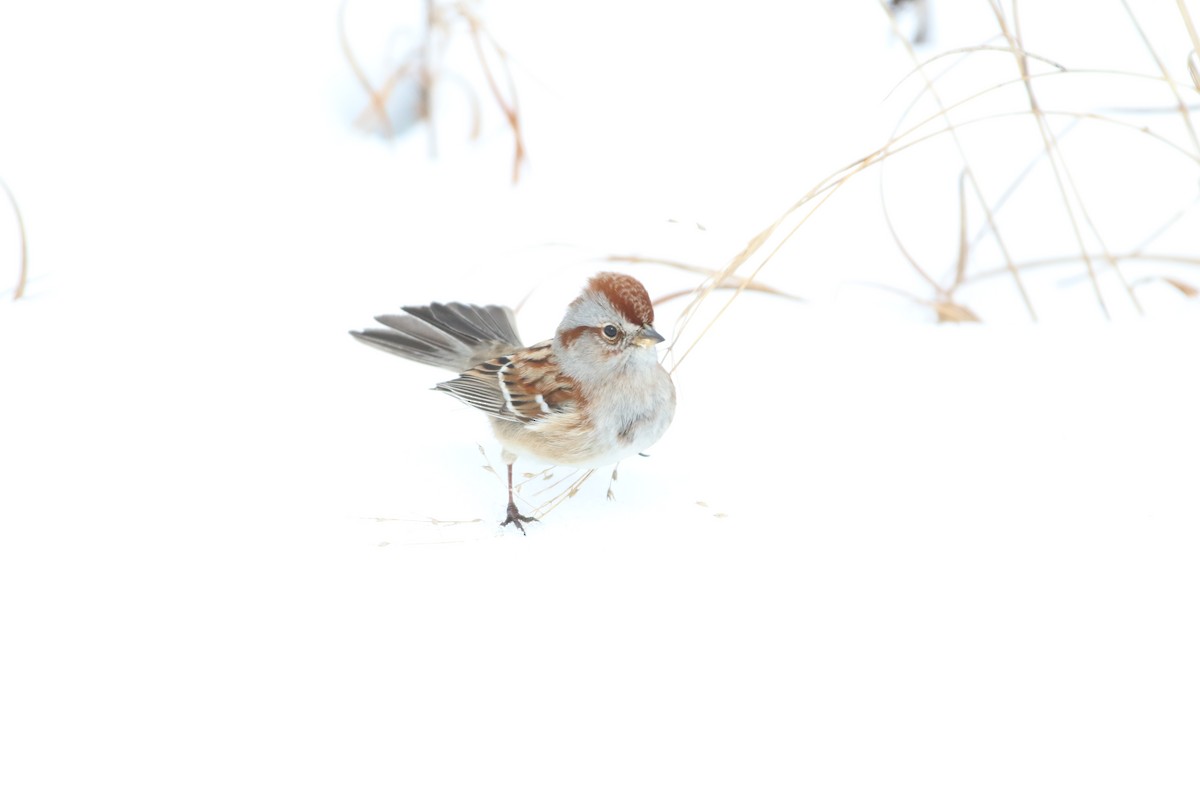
(601, 324), (619, 340)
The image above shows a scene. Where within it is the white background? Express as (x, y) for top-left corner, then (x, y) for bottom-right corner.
(2, 1), (1199, 797)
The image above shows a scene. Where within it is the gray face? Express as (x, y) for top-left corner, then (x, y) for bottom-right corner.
(554, 291), (663, 381)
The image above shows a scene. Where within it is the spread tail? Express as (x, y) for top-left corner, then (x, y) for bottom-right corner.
(351, 302), (523, 373)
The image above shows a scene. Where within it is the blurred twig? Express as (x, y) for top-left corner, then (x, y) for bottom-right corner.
(340, 0), (526, 182)
(455, 2), (526, 183)
(338, 0), (399, 140)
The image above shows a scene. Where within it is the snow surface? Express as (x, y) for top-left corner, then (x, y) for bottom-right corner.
(2, 1), (1199, 797)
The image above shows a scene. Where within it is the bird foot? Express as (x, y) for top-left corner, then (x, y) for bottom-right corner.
(502, 502), (538, 534)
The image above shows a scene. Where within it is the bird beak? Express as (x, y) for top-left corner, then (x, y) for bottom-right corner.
(634, 325), (665, 348)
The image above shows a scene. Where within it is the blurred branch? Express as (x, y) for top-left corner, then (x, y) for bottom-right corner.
(456, 2), (526, 183)
(338, 0), (396, 139)
(341, 0), (527, 182)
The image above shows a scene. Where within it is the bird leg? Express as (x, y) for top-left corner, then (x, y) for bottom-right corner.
(502, 462), (538, 534)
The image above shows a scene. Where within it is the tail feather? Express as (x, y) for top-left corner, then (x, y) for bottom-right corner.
(402, 302), (521, 347)
(351, 301), (523, 372)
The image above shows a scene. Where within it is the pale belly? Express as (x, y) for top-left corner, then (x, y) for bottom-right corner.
(490, 370), (676, 467)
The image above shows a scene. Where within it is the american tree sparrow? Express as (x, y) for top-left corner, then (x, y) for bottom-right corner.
(351, 272), (676, 532)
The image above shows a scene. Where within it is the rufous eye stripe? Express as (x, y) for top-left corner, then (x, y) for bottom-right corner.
(557, 324), (590, 348)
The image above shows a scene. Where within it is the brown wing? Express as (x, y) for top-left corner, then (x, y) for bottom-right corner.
(435, 341), (579, 424)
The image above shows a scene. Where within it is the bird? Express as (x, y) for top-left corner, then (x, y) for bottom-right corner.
(351, 272), (676, 532)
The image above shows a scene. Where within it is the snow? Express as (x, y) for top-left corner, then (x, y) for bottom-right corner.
(2, 1), (1198, 797)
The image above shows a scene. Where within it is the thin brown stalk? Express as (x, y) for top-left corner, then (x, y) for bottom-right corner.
(533, 469), (596, 518)
(879, 166), (942, 294)
(421, 0), (438, 155)
(1007, 2), (1144, 316)
(605, 254), (802, 300)
(342, 0), (524, 176)
(666, 149), (871, 356)
(888, 44), (1067, 102)
(874, 162), (974, 317)
(968, 252), (1200, 285)
(888, 49), (1074, 278)
(896, 66), (1200, 134)
(886, 70), (1200, 172)
(937, 108), (1200, 165)
(669, 151), (878, 373)
(2, 177), (27, 300)
(1179, 0), (1200, 67)
(1143, 276), (1198, 297)
(883, 0), (1038, 319)
(457, 4), (526, 183)
(844, 281), (981, 322)
(873, 137), (945, 293)
(652, 283), (805, 308)
(771, 100), (1200, 275)
(667, 219), (785, 357)
(669, 7), (1200, 353)
(486, 453), (576, 518)
(527, 467), (578, 498)
(1119, 0), (1200, 155)
(671, 71), (1085, 364)
(338, 0), (396, 138)
(425, 70), (485, 141)
(954, 170), (969, 289)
